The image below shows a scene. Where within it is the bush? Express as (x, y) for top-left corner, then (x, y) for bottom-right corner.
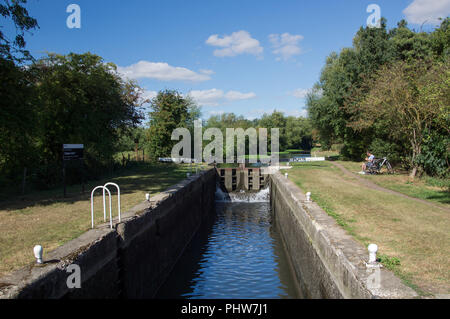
(416, 130), (449, 178)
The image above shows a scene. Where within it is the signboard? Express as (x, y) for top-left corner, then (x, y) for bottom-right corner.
(63, 144), (84, 161)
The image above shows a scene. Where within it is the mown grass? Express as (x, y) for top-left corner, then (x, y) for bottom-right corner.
(284, 162), (450, 296)
(0, 162), (196, 277)
(337, 161), (450, 206)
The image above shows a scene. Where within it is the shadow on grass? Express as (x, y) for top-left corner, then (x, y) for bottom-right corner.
(326, 156), (341, 161)
(0, 163), (190, 212)
(424, 192), (450, 204)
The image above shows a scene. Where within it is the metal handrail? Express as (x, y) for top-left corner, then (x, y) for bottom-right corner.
(104, 182), (121, 223)
(91, 186), (112, 229)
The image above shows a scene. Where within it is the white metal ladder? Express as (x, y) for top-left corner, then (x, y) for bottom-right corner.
(90, 182), (121, 229)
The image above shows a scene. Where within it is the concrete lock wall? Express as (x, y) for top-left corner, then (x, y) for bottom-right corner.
(0, 169), (216, 299)
(270, 171), (418, 299)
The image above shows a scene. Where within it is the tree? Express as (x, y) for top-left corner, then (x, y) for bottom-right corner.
(0, 57), (37, 183)
(390, 20), (434, 62)
(258, 111), (287, 151)
(430, 18), (450, 58)
(29, 52), (144, 184)
(0, 0), (38, 62)
(146, 90), (200, 159)
(285, 116), (312, 150)
(307, 17), (448, 166)
(347, 59), (449, 178)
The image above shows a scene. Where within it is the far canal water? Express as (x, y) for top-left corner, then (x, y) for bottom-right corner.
(155, 188), (300, 299)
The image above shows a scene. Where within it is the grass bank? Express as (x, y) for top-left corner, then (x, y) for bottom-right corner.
(283, 161), (450, 296)
(0, 162), (195, 277)
(337, 161), (449, 206)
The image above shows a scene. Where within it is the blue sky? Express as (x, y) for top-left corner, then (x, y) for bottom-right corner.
(17, 0), (450, 120)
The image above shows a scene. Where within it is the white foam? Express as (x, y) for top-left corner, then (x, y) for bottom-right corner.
(215, 187), (270, 203)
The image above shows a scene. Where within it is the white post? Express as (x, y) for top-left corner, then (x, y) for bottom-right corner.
(368, 244), (378, 263)
(306, 192), (311, 202)
(33, 245), (43, 264)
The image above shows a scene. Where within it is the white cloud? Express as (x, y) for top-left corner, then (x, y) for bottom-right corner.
(206, 30), (263, 57)
(117, 61), (211, 82)
(188, 89), (224, 106)
(188, 89), (256, 106)
(225, 91), (257, 101)
(199, 69), (215, 75)
(403, 0), (450, 25)
(291, 88), (310, 99)
(269, 33), (304, 61)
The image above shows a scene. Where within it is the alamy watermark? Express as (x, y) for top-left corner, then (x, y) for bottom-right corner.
(171, 120), (280, 168)
(366, 266), (381, 289)
(367, 4), (381, 28)
(66, 264), (81, 289)
(66, 4), (81, 29)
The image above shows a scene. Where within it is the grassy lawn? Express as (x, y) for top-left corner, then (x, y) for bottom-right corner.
(283, 162), (450, 296)
(337, 161), (450, 206)
(0, 162), (195, 277)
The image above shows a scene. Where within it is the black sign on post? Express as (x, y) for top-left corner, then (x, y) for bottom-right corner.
(63, 144), (84, 197)
(63, 144), (84, 161)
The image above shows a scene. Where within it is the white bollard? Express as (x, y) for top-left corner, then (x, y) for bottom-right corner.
(146, 193), (150, 202)
(368, 244), (378, 263)
(34, 245), (43, 264)
(306, 192), (311, 202)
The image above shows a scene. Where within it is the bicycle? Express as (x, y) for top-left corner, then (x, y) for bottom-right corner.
(365, 157), (395, 175)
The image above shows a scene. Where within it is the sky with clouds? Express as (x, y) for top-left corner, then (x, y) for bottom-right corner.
(17, 0), (450, 120)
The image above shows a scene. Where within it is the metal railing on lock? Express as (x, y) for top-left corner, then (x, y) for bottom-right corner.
(90, 183), (121, 229)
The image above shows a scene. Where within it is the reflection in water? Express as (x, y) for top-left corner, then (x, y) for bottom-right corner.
(156, 191), (300, 299)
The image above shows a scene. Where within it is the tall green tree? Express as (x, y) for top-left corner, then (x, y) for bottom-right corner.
(0, 58), (37, 182)
(29, 52), (144, 183)
(347, 59), (449, 178)
(146, 90), (200, 159)
(285, 116), (313, 150)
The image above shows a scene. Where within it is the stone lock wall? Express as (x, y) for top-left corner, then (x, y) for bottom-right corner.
(270, 171), (417, 299)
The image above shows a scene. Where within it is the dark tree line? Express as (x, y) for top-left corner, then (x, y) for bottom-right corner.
(0, 53), (145, 190)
